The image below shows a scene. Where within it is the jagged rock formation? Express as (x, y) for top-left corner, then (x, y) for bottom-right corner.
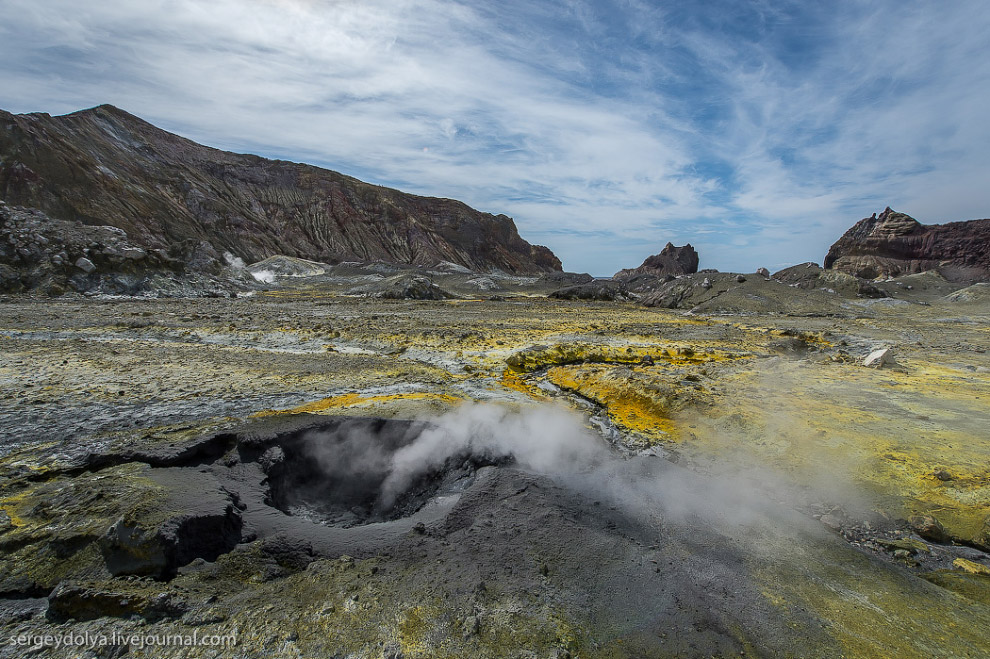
(614, 242), (699, 279)
(825, 207), (990, 281)
(0, 105), (560, 276)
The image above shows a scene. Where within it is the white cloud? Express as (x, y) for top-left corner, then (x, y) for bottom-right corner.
(0, 0), (988, 274)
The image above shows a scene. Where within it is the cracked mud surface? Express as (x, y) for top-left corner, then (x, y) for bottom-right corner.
(1, 288), (989, 657)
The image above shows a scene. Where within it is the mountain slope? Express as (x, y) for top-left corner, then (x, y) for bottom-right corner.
(0, 105), (560, 274)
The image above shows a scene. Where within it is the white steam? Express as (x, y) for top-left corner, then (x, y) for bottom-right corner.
(223, 251), (247, 268)
(379, 403), (606, 508)
(251, 269), (277, 284)
(223, 251), (276, 283)
(368, 402), (799, 535)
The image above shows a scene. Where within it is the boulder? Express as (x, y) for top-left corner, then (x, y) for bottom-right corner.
(909, 514), (951, 544)
(74, 257), (96, 273)
(863, 347), (893, 368)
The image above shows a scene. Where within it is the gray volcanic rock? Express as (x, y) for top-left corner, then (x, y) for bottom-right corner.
(347, 273), (452, 300)
(537, 271), (595, 287)
(99, 469), (243, 580)
(639, 275), (705, 309)
(47, 581), (188, 623)
(0, 105), (561, 276)
(824, 207), (990, 281)
(615, 242), (699, 278)
(773, 262), (888, 298)
(0, 201), (250, 296)
(550, 280), (630, 301)
(549, 273), (667, 302)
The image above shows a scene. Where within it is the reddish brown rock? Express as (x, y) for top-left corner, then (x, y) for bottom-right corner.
(614, 242), (699, 279)
(0, 105), (560, 275)
(824, 207), (990, 281)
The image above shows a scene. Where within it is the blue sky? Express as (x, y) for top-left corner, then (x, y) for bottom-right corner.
(1, 0), (989, 275)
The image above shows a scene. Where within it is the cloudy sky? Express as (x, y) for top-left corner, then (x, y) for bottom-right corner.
(2, 0), (989, 274)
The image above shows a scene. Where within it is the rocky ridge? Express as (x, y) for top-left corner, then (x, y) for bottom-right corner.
(825, 207), (990, 281)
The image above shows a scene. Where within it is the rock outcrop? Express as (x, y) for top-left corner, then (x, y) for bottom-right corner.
(346, 273), (453, 300)
(549, 280), (631, 302)
(0, 105), (561, 277)
(773, 262), (888, 298)
(0, 201), (251, 296)
(824, 207), (990, 281)
(614, 242), (699, 279)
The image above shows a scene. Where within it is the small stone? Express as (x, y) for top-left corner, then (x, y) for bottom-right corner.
(863, 347), (892, 368)
(756, 267), (770, 278)
(820, 514), (844, 531)
(75, 256), (96, 273)
(701, 277), (712, 290)
(909, 514), (951, 544)
(736, 274), (746, 283)
(933, 469), (953, 481)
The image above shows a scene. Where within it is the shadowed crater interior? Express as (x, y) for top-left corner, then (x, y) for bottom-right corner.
(254, 417), (507, 527)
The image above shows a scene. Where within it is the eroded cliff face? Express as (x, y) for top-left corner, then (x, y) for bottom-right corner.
(824, 207), (990, 280)
(0, 105), (560, 274)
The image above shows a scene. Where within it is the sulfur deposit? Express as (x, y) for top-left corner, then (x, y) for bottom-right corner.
(1, 267), (989, 658)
